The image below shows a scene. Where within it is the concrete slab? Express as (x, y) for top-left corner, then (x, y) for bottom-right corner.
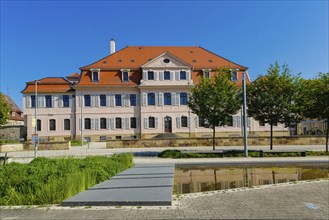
(62, 163), (174, 206)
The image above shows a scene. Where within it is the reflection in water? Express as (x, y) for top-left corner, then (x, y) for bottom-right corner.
(174, 166), (329, 194)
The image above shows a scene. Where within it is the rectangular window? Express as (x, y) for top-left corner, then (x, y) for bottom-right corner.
(203, 71), (210, 79)
(180, 71), (187, 80)
(180, 93), (188, 105)
(147, 93), (155, 105)
(164, 71), (170, 80)
(64, 119), (70, 130)
(37, 119), (41, 131)
(84, 118), (91, 129)
(181, 116), (188, 127)
(45, 95), (52, 108)
(115, 94), (121, 106)
(63, 95), (70, 107)
(259, 121), (265, 126)
(149, 117), (155, 128)
(232, 72), (238, 82)
(130, 94), (136, 106)
(92, 71), (99, 82)
(131, 117), (137, 129)
(100, 118), (106, 129)
(84, 95), (91, 107)
(31, 95), (36, 108)
(100, 94), (106, 107)
(148, 71), (154, 80)
(164, 93), (171, 105)
(199, 117), (205, 127)
(49, 119), (56, 131)
(122, 72), (129, 82)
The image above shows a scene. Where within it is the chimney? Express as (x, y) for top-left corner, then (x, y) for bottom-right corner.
(110, 38), (115, 54)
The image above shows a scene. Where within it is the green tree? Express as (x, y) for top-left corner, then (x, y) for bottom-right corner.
(188, 68), (241, 150)
(0, 93), (11, 126)
(246, 62), (301, 150)
(299, 73), (329, 152)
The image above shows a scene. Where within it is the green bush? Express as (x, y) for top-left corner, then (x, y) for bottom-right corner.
(0, 140), (20, 144)
(70, 140), (82, 146)
(158, 150), (182, 158)
(0, 154), (133, 205)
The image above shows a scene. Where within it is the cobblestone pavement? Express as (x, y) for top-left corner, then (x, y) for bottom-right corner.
(1, 180), (328, 220)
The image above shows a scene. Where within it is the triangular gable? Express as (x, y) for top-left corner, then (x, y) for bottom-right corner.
(141, 51), (191, 69)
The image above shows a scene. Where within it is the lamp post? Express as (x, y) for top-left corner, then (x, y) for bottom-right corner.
(34, 80), (39, 158)
(242, 73), (248, 157)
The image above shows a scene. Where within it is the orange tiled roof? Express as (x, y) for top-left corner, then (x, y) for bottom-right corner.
(66, 72), (80, 78)
(2, 94), (24, 121)
(80, 46), (248, 70)
(21, 77), (73, 93)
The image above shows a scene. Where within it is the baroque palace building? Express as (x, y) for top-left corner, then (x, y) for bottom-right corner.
(22, 40), (288, 141)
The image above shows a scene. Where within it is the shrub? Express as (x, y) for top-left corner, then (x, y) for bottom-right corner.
(0, 154), (133, 205)
(158, 150), (182, 158)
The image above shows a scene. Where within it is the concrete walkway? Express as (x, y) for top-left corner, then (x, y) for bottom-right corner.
(62, 164), (175, 206)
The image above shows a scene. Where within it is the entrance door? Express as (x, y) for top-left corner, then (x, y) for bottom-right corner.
(164, 116), (172, 133)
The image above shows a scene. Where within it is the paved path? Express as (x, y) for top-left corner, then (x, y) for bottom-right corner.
(1, 180), (328, 219)
(62, 164), (174, 206)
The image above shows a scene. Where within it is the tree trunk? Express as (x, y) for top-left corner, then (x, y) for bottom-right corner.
(213, 124), (216, 151)
(270, 123), (273, 150)
(326, 117), (329, 152)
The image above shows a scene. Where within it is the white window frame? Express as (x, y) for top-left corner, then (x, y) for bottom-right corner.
(202, 69), (211, 79)
(121, 69), (130, 82)
(90, 68), (100, 82)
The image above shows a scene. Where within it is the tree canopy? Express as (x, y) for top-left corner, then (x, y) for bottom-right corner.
(188, 68), (241, 150)
(246, 62), (301, 150)
(0, 93), (11, 126)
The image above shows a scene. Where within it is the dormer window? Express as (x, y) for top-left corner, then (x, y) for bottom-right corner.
(148, 71), (154, 80)
(121, 69), (130, 82)
(202, 69), (211, 79)
(232, 71), (238, 82)
(91, 69), (100, 82)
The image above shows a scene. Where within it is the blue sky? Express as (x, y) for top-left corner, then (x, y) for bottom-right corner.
(1, 0), (328, 109)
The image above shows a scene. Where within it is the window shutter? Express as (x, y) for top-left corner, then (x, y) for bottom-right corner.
(176, 92), (180, 106)
(187, 93), (190, 102)
(143, 71), (148, 80)
(94, 95), (99, 107)
(247, 117), (251, 127)
(159, 92), (163, 106)
(58, 95), (63, 107)
(159, 71), (164, 81)
(154, 71), (158, 81)
(91, 95), (95, 107)
(51, 96), (55, 108)
(80, 95), (84, 107)
(136, 94), (140, 106)
(187, 71), (190, 80)
(142, 92), (147, 106)
(110, 118), (115, 130)
(26, 96), (31, 108)
(144, 117), (148, 129)
(187, 117), (191, 128)
(121, 118), (125, 129)
(110, 94), (115, 107)
(120, 95), (124, 107)
(195, 116), (199, 128)
(176, 117), (181, 128)
(95, 118), (100, 130)
(170, 71), (173, 80)
(155, 93), (159, 106)
(106, 118), (110, 129)
(155, 117), (158, 129)
(126, 95), (130, 107)
(125, 118), (130, 130)
(69, 95), (72, 107)
(175, 71), (179, 81)
(237, 116), (241, 127)
(106, 95), (110, 107)
(171, 93), (176, 106)
(79, 118), (82, 130)
(91, 118), (95, 129)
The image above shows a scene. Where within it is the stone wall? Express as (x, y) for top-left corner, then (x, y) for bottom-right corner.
(23, 141), (71, 151)
(0, 125), (26, 140)
(0, 144), (24, 153)
(106, 136), (326, 148)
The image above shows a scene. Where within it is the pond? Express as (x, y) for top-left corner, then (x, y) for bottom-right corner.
(174, 164), (329, 194)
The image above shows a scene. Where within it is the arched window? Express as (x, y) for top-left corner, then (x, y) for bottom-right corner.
(84, 118), (91, 129)
(100, 118), (107, 129)
(115, 118), (122, 129)
(180, 93), (188, 105)
(149, 117), (155, 128)
(49, 119), (56, 131)
(164, 93), (171, 105)
(181, 116), (188, 127)
(64, 119), (70, 130)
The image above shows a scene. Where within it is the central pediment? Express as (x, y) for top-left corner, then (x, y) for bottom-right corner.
(141, 52), (191, 69)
